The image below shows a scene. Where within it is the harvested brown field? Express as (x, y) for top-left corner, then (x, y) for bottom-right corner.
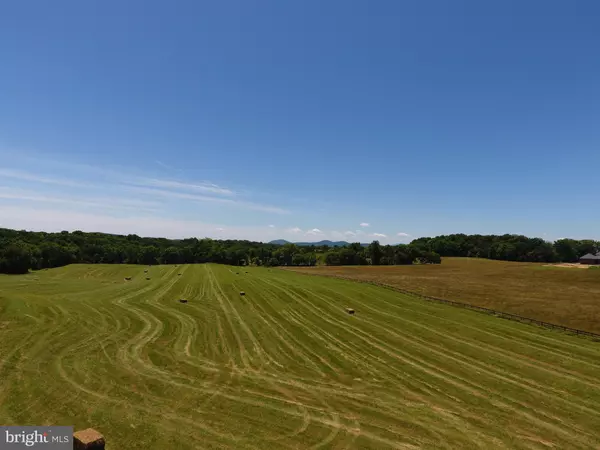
(286, 257), (600, 334)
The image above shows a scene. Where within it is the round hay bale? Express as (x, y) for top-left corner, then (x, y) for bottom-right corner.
(124, 277), (132, 281)
(179, 299), (188, 303)
(239, 291), (246, 296)
(146, 277), (151, 280)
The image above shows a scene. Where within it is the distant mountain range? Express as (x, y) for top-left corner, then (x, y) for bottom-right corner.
(269, 239), (368, 247)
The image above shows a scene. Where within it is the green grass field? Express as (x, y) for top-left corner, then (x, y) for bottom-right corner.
(1, 264), (600, 449)
(288, 257), (600, 334)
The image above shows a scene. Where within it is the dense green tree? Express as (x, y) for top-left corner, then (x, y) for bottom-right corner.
(367, 240), (383, 265)
(413, 234), (579, 264)
(292, 253), (307, 266)
(379, 256), (392, 265)
(0, 241), (32, 274)
(338, 248), (358, 265)
(527, 242), (557, 263)
(304, 253), (318, 266)
(101, 245), (123, 264)
(266, 257), (280, 267)
(490, 242), (517, 261)
(394, 245), (412, 265)
(138, 246), (160, 265)
(349, 242), (363, 253)
(575, 240), (598, 257)
(160, 247), (182, 265)
(553, 239), (578, 262)
(1, 227), (598, 274)
(418, 251), (442, 264)
(324, 252), (341, 265)
(40, 242), (78, 267)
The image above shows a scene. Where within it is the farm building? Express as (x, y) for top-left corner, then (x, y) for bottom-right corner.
(579, 253), (600, 265)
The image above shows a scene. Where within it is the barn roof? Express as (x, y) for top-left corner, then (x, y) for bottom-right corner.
(580, 253), (600, 260)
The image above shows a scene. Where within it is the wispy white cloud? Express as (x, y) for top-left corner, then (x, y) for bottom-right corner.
(0, 196), (411, 244)
(0, 168), (90, 188)
(155, 160), (170, 169)
(1, 163), (289, 214)
(360, 222), (370, 227)
(0, 167), (232, 198)
(154, 160), (183, 173)
(1, 158), (298, 242)
(0, 206), (281, 241)
(0, 187), (159, 212)
(397, 232), (410, 237)
(129, 177), (234, 196)
(306, 228), (323, 235)
(125, 186), (289, 214)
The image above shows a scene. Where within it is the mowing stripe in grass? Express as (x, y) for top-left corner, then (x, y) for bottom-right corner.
(1, 264), (600, 449)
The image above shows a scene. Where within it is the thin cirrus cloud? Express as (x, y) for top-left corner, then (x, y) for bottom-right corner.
(0, 165), (289, 215)
(370, 233), (387, 238)
(0, 205), (287, 241)
(154, 160), (183, 173)
(397, 232), (410, 237)
(125, 186), (289, 214)
(0, 168), (90, 188)
(128, 177), (235, 196)
(0, 187), (159, 212)
(0, 159), (296, 244)
(306, 228), (323, 235)
(0, 163), (289, 214)
(121, 173), (286, 214)
(360, 222), (370, 227)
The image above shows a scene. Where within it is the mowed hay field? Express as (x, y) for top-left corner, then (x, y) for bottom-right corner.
(1, 265), (600, 449)
(288, 258), (600, 334)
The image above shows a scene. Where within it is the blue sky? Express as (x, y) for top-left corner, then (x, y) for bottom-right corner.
(1, 0), (599, 244)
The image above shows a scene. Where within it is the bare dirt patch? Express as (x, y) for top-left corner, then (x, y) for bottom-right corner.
(544, 263), (590, 269)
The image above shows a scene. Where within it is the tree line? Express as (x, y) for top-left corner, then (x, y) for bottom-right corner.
(0, 228), (597, 274)
(410, 234), (599, 263)
(0, 228), (441, 274)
